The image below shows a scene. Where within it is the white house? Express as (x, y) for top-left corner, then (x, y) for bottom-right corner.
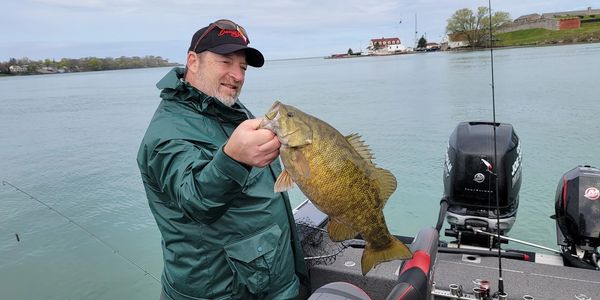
(387, 44), (407, 53)
(367, 37), (406, 54)
(9, 65), (28, 73)
(447, 33), (469, 48)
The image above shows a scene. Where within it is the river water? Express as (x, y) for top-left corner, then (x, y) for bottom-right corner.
(1, 43), (599, 299)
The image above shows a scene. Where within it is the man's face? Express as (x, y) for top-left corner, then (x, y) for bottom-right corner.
(189, 50), (247, 106)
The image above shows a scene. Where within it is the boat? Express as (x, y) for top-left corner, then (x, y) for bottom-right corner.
(294, 121), (600, 300)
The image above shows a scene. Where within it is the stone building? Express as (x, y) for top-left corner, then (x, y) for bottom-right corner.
(499, 7), (598, 33)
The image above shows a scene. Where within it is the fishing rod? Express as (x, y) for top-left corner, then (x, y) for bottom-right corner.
(486, 0), (506, 296)
(472, 228), (562, 254)
(2, 180), (160, 284)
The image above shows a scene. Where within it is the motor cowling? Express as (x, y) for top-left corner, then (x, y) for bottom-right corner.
(443, 122), (522, 244)
(555, 165), (600, 269)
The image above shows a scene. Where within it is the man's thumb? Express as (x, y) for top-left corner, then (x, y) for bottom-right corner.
(243, 118), (263, 130)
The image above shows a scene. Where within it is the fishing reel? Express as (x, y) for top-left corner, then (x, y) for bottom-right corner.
(554, 165), (600, 270)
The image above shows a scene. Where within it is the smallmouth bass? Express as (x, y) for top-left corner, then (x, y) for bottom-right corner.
(260, 101), (412, 275)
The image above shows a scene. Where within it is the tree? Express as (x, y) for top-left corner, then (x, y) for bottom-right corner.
(0, 62), (9, 74)
(347, 48), (354, 55)
(58, 58), (72, 70)
(27, 62), (41, 73)
(446, 7), (511, 48)
(1, 55), (176, 75)
(87, 57), (101, 71)
(417, 35), (427, 49)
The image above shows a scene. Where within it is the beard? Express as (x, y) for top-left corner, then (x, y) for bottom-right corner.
(193, 74), (241, 107)
(215, 93), (239, 107)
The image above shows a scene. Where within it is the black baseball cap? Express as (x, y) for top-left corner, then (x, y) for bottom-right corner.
(188, 20), (264, 68)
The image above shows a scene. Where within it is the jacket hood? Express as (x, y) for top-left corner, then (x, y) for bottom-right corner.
(156, 67), (211, 109)
(156, 67), (251, 123)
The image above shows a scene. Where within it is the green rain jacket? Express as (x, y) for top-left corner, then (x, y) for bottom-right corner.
(137, 67), (308, 300)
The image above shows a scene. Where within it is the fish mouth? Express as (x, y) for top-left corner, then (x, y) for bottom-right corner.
(280, 128), (297, 138)
(260, 101), (281, 130)
(277, 129), (299, 147)
(265, 101), (281, 121)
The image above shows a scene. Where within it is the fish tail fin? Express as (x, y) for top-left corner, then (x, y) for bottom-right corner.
(361, 238), (412, 275)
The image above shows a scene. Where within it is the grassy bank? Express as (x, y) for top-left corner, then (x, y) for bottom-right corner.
(496, 21), (600, 47)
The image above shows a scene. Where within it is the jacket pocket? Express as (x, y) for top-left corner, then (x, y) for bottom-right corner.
(223, 224), (282, 296)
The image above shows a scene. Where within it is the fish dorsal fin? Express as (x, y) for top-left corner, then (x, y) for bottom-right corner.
(345, 133), (374, 164)
(373, 168), (397, 208)
(274, 169), (295, 192)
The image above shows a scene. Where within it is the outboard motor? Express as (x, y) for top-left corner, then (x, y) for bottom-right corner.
(554, 165), (600, 270)
(441, 121), (522, 247)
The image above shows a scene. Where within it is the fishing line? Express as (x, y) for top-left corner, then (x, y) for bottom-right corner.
(487, 0), (505, 295)
(2, 180), (160, 284)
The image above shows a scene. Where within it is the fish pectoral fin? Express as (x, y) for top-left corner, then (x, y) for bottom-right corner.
(293, 150), (311, 178)
(361, 238), (412, 275)
(374, 168), (397, 208)
(345, 133), (374, 165)
(274, 169), (295, 192)
(326, 219), (358, 242)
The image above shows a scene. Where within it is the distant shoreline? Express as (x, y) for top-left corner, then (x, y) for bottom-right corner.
(0, 63), (184, 78)
(1, 55), (181, 76)
(0, 65), (183, 77)
(449, 39), (600, 52)
(327, 21), (600, 59)
(325, 39), (600, 60)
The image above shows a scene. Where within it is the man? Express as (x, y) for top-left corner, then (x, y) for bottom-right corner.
(137, 19), (308, 300)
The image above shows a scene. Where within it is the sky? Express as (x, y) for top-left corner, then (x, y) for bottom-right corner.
(2, 0), (598, 64)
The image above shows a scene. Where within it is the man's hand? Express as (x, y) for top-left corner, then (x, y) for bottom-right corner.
(224, 118), (281, 168)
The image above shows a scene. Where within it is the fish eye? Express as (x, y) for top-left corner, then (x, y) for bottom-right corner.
(287, 112), (295, 117)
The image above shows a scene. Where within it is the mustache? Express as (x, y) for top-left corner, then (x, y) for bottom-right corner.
(225, 74), (243, 85)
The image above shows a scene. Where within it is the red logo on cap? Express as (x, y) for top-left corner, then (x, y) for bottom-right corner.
(585, 187), (599, 200)
(219, 29), (247, 44)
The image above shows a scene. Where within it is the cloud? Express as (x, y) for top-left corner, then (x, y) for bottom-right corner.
(1, 0), (596, 61)
(31, 0), (145, 11)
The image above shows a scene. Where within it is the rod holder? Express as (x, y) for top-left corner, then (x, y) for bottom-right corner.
(449, 284), (460, 296)
(472, 288), (484, 299)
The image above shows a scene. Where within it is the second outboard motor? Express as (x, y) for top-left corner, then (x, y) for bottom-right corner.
(442, 121), (522, 247)
(554, 165), (600, 270)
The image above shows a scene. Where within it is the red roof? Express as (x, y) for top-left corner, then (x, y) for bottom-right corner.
(370, 37), (401, 44)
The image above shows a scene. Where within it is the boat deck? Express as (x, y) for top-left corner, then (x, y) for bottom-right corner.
(309, 243), (600, 300)
(308, 244), (405, 300)
(432, 251), (600, 299)
(295, 199), (600, 300)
